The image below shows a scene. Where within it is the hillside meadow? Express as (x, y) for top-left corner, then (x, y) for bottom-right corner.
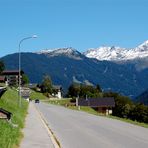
(0, 88), (28, 148)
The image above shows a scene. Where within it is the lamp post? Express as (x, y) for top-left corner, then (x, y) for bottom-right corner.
(18, 35), (37, 107)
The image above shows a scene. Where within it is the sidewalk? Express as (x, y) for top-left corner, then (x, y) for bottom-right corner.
(20, 102), (54, 148)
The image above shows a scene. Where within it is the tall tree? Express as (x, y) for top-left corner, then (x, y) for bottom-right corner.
(41, 75), (52, 93)
(22, 74), (29, 85)
(67, 83), (80, 97)
(0, 60), (5, 74)
(96, 84), (102, 92)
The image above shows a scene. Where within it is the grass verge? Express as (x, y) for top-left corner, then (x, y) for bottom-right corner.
(0, 88), (28, 148)
(30, 90), (47, 100)
(108, 115), (148, 128)
(47, 99), (148, 128)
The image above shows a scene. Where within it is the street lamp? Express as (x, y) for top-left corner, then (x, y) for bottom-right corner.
(18, 35), (37, 107)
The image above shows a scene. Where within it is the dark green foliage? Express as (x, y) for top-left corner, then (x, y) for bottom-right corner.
(96, 84), (102, 92)
(104, 92), (133, 118)
(104, 91), (148, 123)
(22, 74), (29, 85)
(67, 83), (103, 98)
(129, 104), (148, 123)
(67, 83), (80, 98)
(0, 60), (5, 74)
(40, 75), (52, 93)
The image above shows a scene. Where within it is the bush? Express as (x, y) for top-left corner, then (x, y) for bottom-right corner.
(129, 104), (148, 123)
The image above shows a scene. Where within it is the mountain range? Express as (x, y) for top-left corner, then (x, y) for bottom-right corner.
(84, 40), (148, 62)
(1, 41), (148, 98)
(135, 89), (148, 105)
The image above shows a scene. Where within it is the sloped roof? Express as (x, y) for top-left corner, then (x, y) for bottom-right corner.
(2, 70), (24, 75)
(78, 98), (115, 107)
(0, 87), (7, 97)
(0, 108), (12, 120)
(0, 76), (6, 81)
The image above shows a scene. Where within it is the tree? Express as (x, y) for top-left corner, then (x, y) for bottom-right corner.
(67, 83), (102, 98)
(96, 84), (102, 92)
(22, 74), (29, 85)
(41, 75), (52, 93)
(0, 60), (5, 74)
(104, 92), (133, 118)
(129, 103), (148, 123)
(67, 83), (80, 98)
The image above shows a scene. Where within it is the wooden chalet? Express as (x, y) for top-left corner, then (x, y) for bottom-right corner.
(1, 70), (24, 86)
(0, 76), (6, 83)
(78, 98), (115, 115)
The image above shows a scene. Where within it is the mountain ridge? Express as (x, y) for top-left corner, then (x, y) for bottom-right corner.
(34, 40), (148, 63)
(84, 40), (148, 61)
(135, 89), (148, 105)
(1, 50), (148, 98)
(1, 40), (148, 98)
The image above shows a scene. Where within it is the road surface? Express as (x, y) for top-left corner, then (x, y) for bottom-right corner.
(35, 102), (148, 148)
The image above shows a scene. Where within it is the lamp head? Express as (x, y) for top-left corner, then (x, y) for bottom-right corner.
(32, 35), (38, 38)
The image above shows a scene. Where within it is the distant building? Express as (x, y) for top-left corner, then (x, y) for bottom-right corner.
(78, 98), (115, 115)
(0, 76), (7, 84)
(21, 87), (31, 100)
(52, 85), (62, 99)
(1, 70), (24, 86)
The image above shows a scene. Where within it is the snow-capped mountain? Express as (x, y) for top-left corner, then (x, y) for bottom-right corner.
(84, 41), (148, 61)
(37, 47), (83, 60)
(37, 49), (52, 54)
(2, 42), (148, 97)
(37, 40), (148, 61)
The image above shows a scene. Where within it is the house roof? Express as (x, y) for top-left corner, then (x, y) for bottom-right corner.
(0, 76), (6, 81)
(53, 85), (62, 90)
(2, 70), (24, 75)
(78, 98), (115, 107)
(0, 108), (12, 120)
(0, 87), (7, 97)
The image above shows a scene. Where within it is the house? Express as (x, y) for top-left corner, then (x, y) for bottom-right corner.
(1, 70), (24, 86)
(78, 98), (115, 115)
(0, 87), (7, 98)
(0, 76), (7, 86)
(0, 108), (12, 120)
(0, 76), (6, 83)
(21, 87), (31, 100)
(52, 85), (62, 99)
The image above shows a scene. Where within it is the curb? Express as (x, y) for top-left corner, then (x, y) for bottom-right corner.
(33, 103), (61, 148)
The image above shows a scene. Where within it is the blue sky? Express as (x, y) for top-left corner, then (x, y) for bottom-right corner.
(0, 0), (148, 57)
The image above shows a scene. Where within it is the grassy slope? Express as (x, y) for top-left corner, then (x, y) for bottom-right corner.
(47, 99), (148, 128)
(0, 88), (28, 148)
(30, 90), (47, 100)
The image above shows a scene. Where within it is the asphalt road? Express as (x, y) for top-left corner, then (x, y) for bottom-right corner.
(35, 102), (148, 148)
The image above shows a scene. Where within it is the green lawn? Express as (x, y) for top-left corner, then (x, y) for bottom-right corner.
(29, 90), (47, 100)
(0, 83), (6, 87)
(108, 115), (148, 128)
(47, 99), (71, 106)
(0, 88), (28, 148)
(47, 99), (148, 128)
